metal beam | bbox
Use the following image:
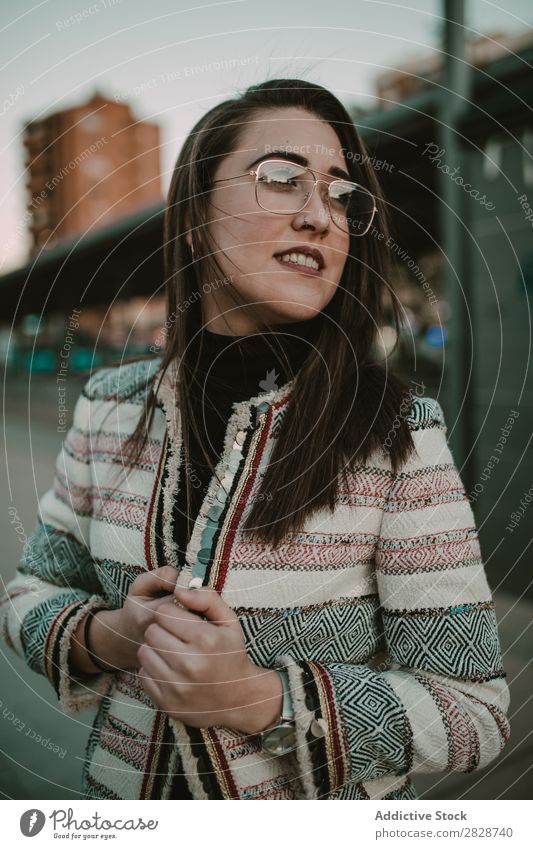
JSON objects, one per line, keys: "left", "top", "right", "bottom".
{"left": 439, "top": 0, "right": 473, "bottom": 466}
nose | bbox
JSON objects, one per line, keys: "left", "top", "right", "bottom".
{"left": 292, "top": 182, "right": 331, "bottom": 234}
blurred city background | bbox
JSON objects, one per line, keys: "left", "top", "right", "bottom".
{"left": 1, "top": 0, "right": 532, "bottom": 801}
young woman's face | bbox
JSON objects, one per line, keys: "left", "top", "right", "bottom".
{"left": 199, "top": 107, "right": 351, "bottom": 334}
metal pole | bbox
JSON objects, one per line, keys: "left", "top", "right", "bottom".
{"left": 439, "top": 0, "right": 472, "bottom": 468}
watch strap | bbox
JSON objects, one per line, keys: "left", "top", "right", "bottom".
{"left": 275, "top": 666, "right": 294, "bottom": 722}
{"left": 257, "top": 667, "right": 298, "bottom": 756}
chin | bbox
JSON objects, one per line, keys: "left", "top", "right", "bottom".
{"left": 268, "top": 303, "right": 325, "bottom": 324}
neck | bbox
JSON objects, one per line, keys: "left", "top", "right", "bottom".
{"left": 185, "top": 312, "right": 324, "bottom": 400}
{"left": 202, "top": 313, "right": 324, "bottom": 340}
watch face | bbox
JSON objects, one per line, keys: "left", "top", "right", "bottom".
{"left": 262, "top": 725, "right": 297, "bottom": 757}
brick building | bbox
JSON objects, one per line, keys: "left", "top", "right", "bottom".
{"left": 23, "top": 91, "right": 162, "bottom": 255}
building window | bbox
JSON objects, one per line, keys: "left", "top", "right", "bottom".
{"left": 81, "top": 156, "right": 111, "bottom": 179}
{"left": 81, "top": 113, "right": 104, "bottom": 132}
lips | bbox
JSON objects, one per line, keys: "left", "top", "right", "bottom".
{"left": 273, "top": 245, "right": 325, "bottom": 275}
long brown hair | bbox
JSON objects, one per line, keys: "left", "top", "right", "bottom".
{"left": 116, "top": 78, "right": 415, "bottom": 547}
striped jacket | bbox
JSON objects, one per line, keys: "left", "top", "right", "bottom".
{"left": 0, "top": 358, "right": 510, "bottom": 800}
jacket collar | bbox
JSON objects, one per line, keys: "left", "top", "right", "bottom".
{"left": 152, "top": 356, "right": 295, "bottom": 430}
{"left": 149, "top": 356, "right": 296, "bottom": 583}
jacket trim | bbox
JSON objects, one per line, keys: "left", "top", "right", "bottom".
{"left": 210, "top": 406, "right": 273, "bottom": 592}
{"left": 140, "top": 710, "right": 169, "bottom": 799}
{"left": 55, "top": 596, "right": 115, "bottom": 714}
{"left": 167, "top": 719, "right": 210, "bottom": 799}
{"left": 144, "top": 430, "right": 169, "bottom": 571}
{"left": 312, "top": 661, "right": 348, "bottom": 792}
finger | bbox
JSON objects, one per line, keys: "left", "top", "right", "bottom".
{"left": 143, "top": 622, "right": 194, "bottom": 663}
{"left": 155, "top": 598, "right": 206, "bottom": 630}
{"left": 133, "top": 566, "right": 179, "bottom": 597}
{"left": 173, "top": 586, "right": 239, "bottom": 629}
{"left": 153, "top": 602, "right": 215, "bottom": 643}
{"left": 137, "top": 643, "right": 175, "bottom": 686}
{"left": 138, "top": 664, "right": 164, "bottom": 704}
{"left": 157, "top": 615, "right": 218, "bottom": 647}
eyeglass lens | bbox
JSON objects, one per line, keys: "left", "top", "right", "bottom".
{"left": 256, "top": 161, "right": 375, "bottom": 236}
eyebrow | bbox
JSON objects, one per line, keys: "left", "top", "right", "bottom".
{"left": 247, "top": 149, "right": 351, "bottom": 181}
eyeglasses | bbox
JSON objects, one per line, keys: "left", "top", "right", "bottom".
{"left": 211, "top": 158, "right": 377, "bottom": 237}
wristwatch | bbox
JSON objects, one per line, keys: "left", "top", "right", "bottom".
{"left": 257, "top": 667, "right": 297, "bottom": 756}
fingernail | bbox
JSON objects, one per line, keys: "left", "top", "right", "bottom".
{"left": 188, "top": 577, "right": 203, "bottom": 589}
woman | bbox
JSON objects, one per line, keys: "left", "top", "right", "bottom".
{"left": 1, "top": 79, "right": 510, "bottom": 801}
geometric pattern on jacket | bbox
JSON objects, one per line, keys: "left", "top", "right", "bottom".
{"left": 0, "top": 357, "right": 510, "bottom": 800}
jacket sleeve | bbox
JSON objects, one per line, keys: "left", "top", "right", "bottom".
{"left": 275, "top": 396, "right": 511, "bottom": 799}
{"left": 0, "top": 374, "right": 116, "bottom": 714}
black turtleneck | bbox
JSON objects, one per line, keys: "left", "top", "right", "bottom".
{"left": 172, "top": 312, "right": 324, "bottom": 566}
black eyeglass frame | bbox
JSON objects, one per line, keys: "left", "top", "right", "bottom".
{"left": 211, "top": 158, "right": 378, "bottom": 237}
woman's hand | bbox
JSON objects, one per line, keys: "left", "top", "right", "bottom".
{"left": 69, "top": 565, "right": 179, "bottom": 676}
{"left": 137, "top": 586, "right": 283, "bottom": 734}
{"left": 112, "top": 565, "right": 181, "bottom": 669}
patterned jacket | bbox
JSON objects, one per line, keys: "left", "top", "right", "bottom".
{"left": 0, "top": 358, "right": 510, "bottom": 800}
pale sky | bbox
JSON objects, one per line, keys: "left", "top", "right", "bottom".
{"left": 1, "top": 0, "right": 532, "bottom": 273}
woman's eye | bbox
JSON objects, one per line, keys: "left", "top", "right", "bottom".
{"left": 259, "top": 164, "right": 302, "bottom": 187}
{"left": 330, "top": 191, "right": 352, "bottom": 209}
{"left": 261, "top": 176, "right": 297, "bottom": 189}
